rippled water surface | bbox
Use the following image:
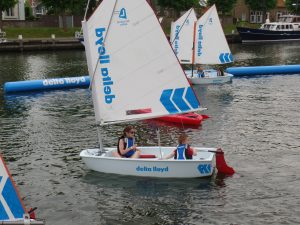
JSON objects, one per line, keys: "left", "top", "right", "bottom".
{"left": 0, "top": 43, "right": 300, "bottom": 225}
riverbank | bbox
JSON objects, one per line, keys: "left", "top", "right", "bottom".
{"left": 0, "top": 38, "right": 83, "bottom": 52}
{"left": 0, "top": 34, "right": 241, "bottom": 52}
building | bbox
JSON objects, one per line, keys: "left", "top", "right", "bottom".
{"left": 232, "top": 0, "right": 287, "bottom": 23}
{"left": 29, "top": 0, "right": 47, "bottom": 17}
{"left": 2, "top": 0, "right": 25, "bottom": 21}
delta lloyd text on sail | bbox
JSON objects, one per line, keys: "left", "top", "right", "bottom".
{"left": 95, "top": 27, "right": 115, "bottom": 104}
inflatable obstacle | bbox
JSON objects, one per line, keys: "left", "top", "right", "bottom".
{"left": 4, "top": 76, "right": 90, "bottom": 94}
{"left": 226, "top": 65, "right": 300, "bottom": 76}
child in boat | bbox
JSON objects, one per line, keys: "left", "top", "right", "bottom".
{"left": 197, "top": 66, "right": 205, "bottom": 78}
{"left": 164, "top": 134, "right": 197, "bottom": 160}
{"left": 116, "top": 125, "right": 141, "bottom": 158}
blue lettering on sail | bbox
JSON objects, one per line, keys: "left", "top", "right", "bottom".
{"left": 119, "top": 8, "right": 127, "bottom": 19}
{"left": 95, "top": 28, "right": 115, "bottom": 104}
{"left": 174, "top": 25, "right": 180, "bottom": 55}
{"left": 197, "top": 25, "right": 203, "bottom": 57}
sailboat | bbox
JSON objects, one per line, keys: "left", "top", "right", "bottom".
{"left": 0, "top": 154, "right": 44, "bottom": 225}
{"left": 171, "top": 5, "right": 234, "bottom": 85}
{"left": 80, "top": 0, "right": 234, "bottom": 178}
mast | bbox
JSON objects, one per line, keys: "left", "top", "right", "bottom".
{"left": 191, "top": 21, "right": 197, "bottom": 77}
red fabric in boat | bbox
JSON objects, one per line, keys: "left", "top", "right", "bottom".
{"left": 139, "top": 154, "right": 156, "bottom": 158}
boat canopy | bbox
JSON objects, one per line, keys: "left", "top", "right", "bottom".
{"left": 82, "top": 0, "right": 201, "bottom": 125}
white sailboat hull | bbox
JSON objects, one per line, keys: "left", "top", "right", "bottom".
{"left": 185, "top": 70, "right": 233, "bottom": 85}
{"left": 80, "top": 147, "right": 216, "bottom": 178}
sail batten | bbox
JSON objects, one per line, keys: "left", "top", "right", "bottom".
{"left": 83, "top": 0, "right": 201, "bottom": 125}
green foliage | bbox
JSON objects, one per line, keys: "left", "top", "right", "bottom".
{"left": 245, "top": 0, "right": 277, "bottom": 12}
{"left": 207, "top": 0, "right": 237, "bottom": 15}
{"left": 0, "top": 0, "right": 18, "bottom": 29}
{"left": 25, "top": 0, "right": 34, "bottom": 19}
{"left": 286, "top": 0, "right": 300, "bottom": 14}
{"left": 0, "top": 0, "right": 17, "bottom": 11}
{"left": 41, "top": 0, "right": 86, "bottom": 15}
{"left": 157, "top": 0, "right": 200, "bottom": 12}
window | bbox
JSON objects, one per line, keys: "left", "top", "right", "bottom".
{"left": 256, "top": 11, "right": 263, "bottom": 23}
{"left": 250, "top": 11, "right": 263, "bottom": 23}
{"left": 5, "top": 8, "right": 14, "bottom": 17}
{"left": 250, "top": 11, "right": 256, "bottom": 23}
{"left": 276, "top": 12, "right": 282, "bottom": 22}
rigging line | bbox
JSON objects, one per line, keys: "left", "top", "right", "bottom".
{"left": 89, "top": 0, "right": 118, "bottom": 90}
{"left": 83, "top": 0, "right": 91, "bottom": 21}
{"left": 171, "top": 8, "right": 194, "bottom": 45}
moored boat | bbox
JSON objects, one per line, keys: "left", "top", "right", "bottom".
{"left": 237, "top": 15, "right": 300, "bottom": 42}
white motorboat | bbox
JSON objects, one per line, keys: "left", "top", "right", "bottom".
{"left": 170, "top": 5, "right": 234, "bottom": 85}
{"left": 79, "top": 0, "right": 234, "bottom": 178}
{"left": 185, "top": 69, "right": 233, "bottom": 85}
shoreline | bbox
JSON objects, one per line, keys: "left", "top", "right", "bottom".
{"left": 0, "top": 34, "right": 241, "bottom": 52}
{"left": 0, "top": 38, "right": 84, "bottom": 52}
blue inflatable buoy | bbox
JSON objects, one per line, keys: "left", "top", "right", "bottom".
{"left": 4, "top": 76, "right": 90, "bottom": 94}
{"left": 226, "top": 65, "right": 300, "bottom": 76}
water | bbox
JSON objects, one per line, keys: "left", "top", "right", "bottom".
{"left": 0, "top": 42, "right": 300, "bottom": 225}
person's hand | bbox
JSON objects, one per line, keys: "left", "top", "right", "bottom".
{"left": 132, "top": 144, "right": 137, "bottom": 150}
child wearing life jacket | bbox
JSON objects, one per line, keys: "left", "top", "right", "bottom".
{"left": 117, "top": 125, "right": 141, "bottom": 158}
{"left": 164, "top": 134, "right": 197, "bottom": 160}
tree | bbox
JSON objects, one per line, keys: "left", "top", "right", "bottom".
{"left": 245, "top": 0, "right": 277, "bottom": 13}
{"left": 0, "top": 0, "right": 18, "bottom": 29}
{"left": 286, "top": 0, "right": 300, "bottom": 14}
{"left": 207, "top": 0, "right": 237, "bottom": 15}
{"left": 41, "top": 0, "right": 86, "bottom": 31}
{"left": 157, "top": 0, "right": 200, "bottom": 12}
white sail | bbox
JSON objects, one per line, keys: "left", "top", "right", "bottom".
{"left": 194, "top": 5, "right": 233, "bottom": 65}
{"left": 0, "top": 155, "right": 26, "bottom": 221}
{"left": 170, "top": 8, "right": 197, "bottom": 64}
{"left": 83, "top": 0, "right": 201, "bottom": 125}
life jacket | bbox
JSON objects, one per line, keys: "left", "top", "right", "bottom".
{"left": 174, "top": 144, "right": 193, "bottom": 160}
{"left": 117, "top": 136, "right": 135, "bottom": 157}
